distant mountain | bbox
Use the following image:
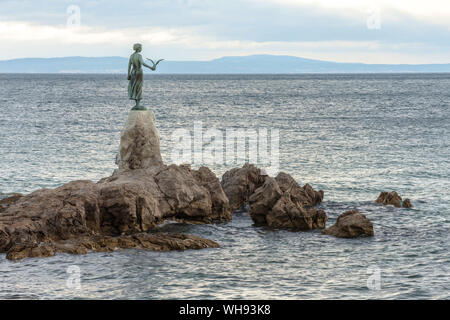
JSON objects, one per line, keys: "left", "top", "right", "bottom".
{"left": 0, "top": 55, "right": 449, "bottom": 73}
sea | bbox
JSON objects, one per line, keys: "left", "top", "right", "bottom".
{"left": 0, "top": 73, "right": 448, "bottom": 299}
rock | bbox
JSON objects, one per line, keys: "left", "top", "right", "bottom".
{"left": 248, "top": 177, "right": 282, "bottom": 225}
{"left": 116, "top": 110, "right": 163, "bottom": 171}
{"left": 402, "top": 198, "right": 413, "bottom": 208}
{"left": 5, "top": 233, "right": 219, "bottom": 261}
{"left": 0, "top": 180, "right": 100, "bottom": 253}
{"left": 97, "top": 171, "right": 162, "bottom": 235}
{"left": 221, "top": 164, "right": 267, "bottom": 212}
{"left": 376, "top": 191, "right": 412, "bottom": 208}
{"left": 265, "top": 195, "right": 327, "bottom": 230}
{"left": 0, "top": 108, "right": 233, "bottom": 260}
{"left": 0, "top": 193, "right": 23, "bottom": 212}
{"left": 375, "top": 191, "right": 402, "bottom": 207}
{"left": 192, "top": 166, "right": 232, "bottom": 222}
{"left": 275, "top": 172, "right": 324, "bottom": 207}
{"left": 152, "top": 164, "right": 213, "bottom": 222}
{"left": 322, "top": 210, "right": 374, "bottom": 238}
{"left": 313, "top": 208, "right": 328, "bottom": 229}
{"left": 0, "top": 110, "right": 232, "bottom": 261}
{"left": 0, "top": 165, "right": 230, "bottom": 259}
{"left": 6, "top": 242, "right": 55, "bottom": 261}
{"left": 247, "top": 171, "right": 326, "bottom": 230}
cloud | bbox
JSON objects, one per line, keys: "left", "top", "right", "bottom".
{"left": 264, "top": 0, "right": 450, "bottom": 25}
{"left": 0, "top": 21, "right": 180, "bottom": 45}
{"left": 0, "top": 0, "right": 449, "bottom": 63}
{"left": 1, "top": 20, "right": 448, "bottom": 64}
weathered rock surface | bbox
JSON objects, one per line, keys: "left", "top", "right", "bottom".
{"left": 221, "top": 165, "right": 324, "bottom": 213}
{"left": 223, "top": 165, "right": 327, "bottom": 231}
{"left": 192, "top": 166, "right": 232, "bottom": 222}
{"left": 275, "top": 172, "right": 324, "bottom": 207}
{"left": 322, "top": 210, "right": 374, "bottom": 238}
{"left": 3, "top": 105, "right": 386, "bottom": 259}
{"left": 266, "top": 194, "right": 328, "bottom": 231}
{"left": 402, "top": 198, "right": 413, "bottom": 208}
{"left": 376, "top": 191, "right": 413, "bottom": 208}
{"left": 0, "top": 193, "right": 23, "bottom": 212}
{"left": 249, "top": 174, "right": 326, "bottom": 231}
{"left": 248, "top": 177, "right": 282, "bottom": 225}
{"left": 264, "top": 195, "right": 327, "bottom": 230}
{"left": 116, "top": 110, "right": 163, "bottom": 171}
{"left": 0, "top": 110, "right": 232, "bottom": 260}
{"left": 6, "top": 233, "right": 219, "bottom": 261}
{"left": 221, "top": 164, "right": 266, "bottom": 211}
{"left": 0, "top": 164, "right": 231, "bottom": 260}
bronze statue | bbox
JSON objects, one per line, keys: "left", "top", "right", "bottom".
{"left": 127, "top": 43, "right": 163, "bottom": 110}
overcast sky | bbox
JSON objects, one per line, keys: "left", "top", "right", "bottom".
{"left": 1, "top": 0, "right": 449, "bottom": 63}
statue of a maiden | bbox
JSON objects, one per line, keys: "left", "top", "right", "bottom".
{"left": 127, "top": 43, "right": 163, "bottom": 110}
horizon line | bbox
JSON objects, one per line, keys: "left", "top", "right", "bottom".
{"left": 1, "top": 54, "right": 449, "bottom": 66}
{"left": 1, "top": 72, "right": 450, "bottom": 75}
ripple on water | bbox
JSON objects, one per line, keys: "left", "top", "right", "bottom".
{"left": 0, "top": 74, "right": 449, "bottom": 299}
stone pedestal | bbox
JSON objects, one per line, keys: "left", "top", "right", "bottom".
{"left": 116, "top": 110, "right": 163, "bottom": 171}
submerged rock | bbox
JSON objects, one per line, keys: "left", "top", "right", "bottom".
{"left": 402, "top": 198, "right": 413, "bottom": 208}
{"left": 5, "top": 233, "right": 219, "bottom": 261}
{"left": 322, "top": 210, "right": 374, "bottom": 238}
{"left": 376, "top": 191, "right": 413, "bottom": 208}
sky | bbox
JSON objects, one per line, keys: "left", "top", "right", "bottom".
{"left": 0, "top": 0, "right": 449, "bottom": 63}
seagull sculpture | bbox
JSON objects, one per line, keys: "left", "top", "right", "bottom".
{"left": 146, "top": 58, "right": 164, "bottom": 70}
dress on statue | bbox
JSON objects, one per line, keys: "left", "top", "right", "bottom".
{"left": 128, "top": 67, "right": 143, "bottom": 101}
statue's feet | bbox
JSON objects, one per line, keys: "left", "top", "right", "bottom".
{"left": 131, "top": 105, "right": 148, "bottom": 111}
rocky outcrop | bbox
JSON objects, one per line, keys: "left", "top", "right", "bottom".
{"left": 221, "top": 165, "right": 324, "bottom": 214}
{"left": 0, "top": 110, "right": 231, "bottom": 261}
{"left": 0, "top": 164, "right": 231, "bottom": 260}
{"left": 224, "top": 166, "right": 327, "bottom": 231}
{"left": 0, "top": 193, "right": 23, "bottom": 212}
{"left": 375, "top": 191, "right": 401, "bottom": 207}
{"left": 263, "top": 195, "right": 327, "bottom": 230}
{"left": 402, "top": 198, "right": 413, "bottom": 208}
{"left": 6, "top": 233, "right": 219, "bottom": 261}
{"left": 1, "top": 106, "right": 391, "bottom": 259}
{"left": 192, "top": 166, "right": 232, "bottom": 222}
{"left": 376, "top": 191, "right": 413, "bottom": 208}
{"left": 275, "top": 172, "right": 324, "bottom": 207}
{"left": 247, "top": 177, "right": 282, "bottom": 225}
{"left": 116, "top": 110, "right": 163, "bottom": 171}
{"left": 249, "top": 174, "right": 326, "bottom": 231}
{"left": 322, "top": 210, "right": 374, "bottom": 238}
{"left": 221, "top": 164, "right": 266, "bottom": 211}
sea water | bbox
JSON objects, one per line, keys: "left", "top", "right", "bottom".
{"left": 0, "top": 74, "right": 448, "bottom": 299}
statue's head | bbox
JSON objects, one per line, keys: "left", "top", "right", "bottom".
{"left": 133, "top": 43, "right": 142, "bottom": 52}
